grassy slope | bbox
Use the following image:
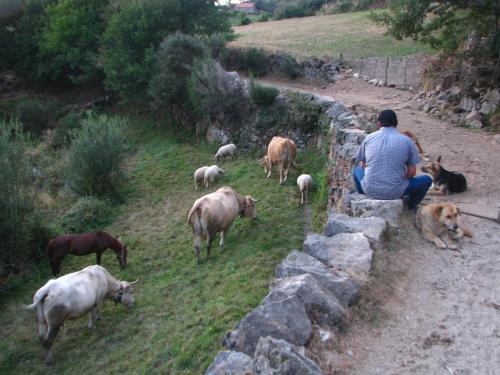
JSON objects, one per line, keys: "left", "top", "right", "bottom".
{"left": 231, "top": 11, "right": 434, "bottom": 59}
{"left": 0, "top": 117, "right": 327, "bottom": 374}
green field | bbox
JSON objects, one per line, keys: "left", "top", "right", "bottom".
{"left": 231, "top": 11, "right": 434, "bottom": 59}
{"left": 0, "top": 117, "right": 327, "bottom": 374}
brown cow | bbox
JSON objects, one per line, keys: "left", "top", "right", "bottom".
{"left": 258, "top": 136, "right": 298, "bottom": 184}
{"left": 187, "top": 186, "right": 257, "bottom": 263}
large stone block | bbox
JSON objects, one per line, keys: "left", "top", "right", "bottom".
{"left": 351, "top": 198, "right": 403, "bottom": 228}
{"left": 303, "top": 233, "right": 373, "bottom": 281}
{"left": 325, "top": 101, "right": 348, "bottom": 120}
{"left": 224, "top": 296, "right": 312, "bottom": 356}
{"left": 253, "top": 337, "right": 323, "bottom": 375}
{"left": 267, "top": 274, "right": 346, "bottom": 327}
{"left": 205, "top": 351, "right": 254, "bottom": 375}
{"left": 275, "top": 251, "right": 359, "bottom": 306}
{"left": 325, "top": 213, "right": 387, "bottom": 250}
{"left": 335, "top": 128, "right": 366, "bottom": 145}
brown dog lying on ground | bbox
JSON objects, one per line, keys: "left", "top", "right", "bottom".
{"left": 416, "top": 202, "right": 473, "bottom": 250}
{"left": 421, "top": 156, "right": 467, "bottom": 195}
{"left": 400, "top": 130, "right": 429, "bottom": 161}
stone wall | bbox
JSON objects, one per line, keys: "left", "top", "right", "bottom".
{"left": 203, "top": 99, "right": 405, "bottom": 374}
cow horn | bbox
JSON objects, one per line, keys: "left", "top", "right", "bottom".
{"left": 129, "top": 279, "right": 139, "bottom": 285}
{"left": 250, "top": 198, "right": 260, "bottom": 203}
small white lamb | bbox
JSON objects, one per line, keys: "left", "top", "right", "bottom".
{"left": 204, "top": 165, "right": 225, "bottom": 189}
{"left": 214, "top": 143, "right": 237, "bottom": 162}
{"left": 297, "top": 174, "right": 313, "bottom": 205}
{"left": 194, "top": 166, "right": 209, "bottom": 190}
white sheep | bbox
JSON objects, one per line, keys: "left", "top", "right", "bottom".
{"left": 297, "top": 174, "right": 313, "bottom": 205}
{"left": 215, "top": 143, "right": 237, "bottom": 162}
{"left": 194, "top": 166, "right": 209, "bottom": 190}
{"left": 204, "top": 165, "right": 225, "bottom": 189}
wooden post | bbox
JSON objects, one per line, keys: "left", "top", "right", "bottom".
{"left": 403, "top": 57, "right": 408, "bottom": 89}
{"left": 360, "top": 58, "right": 364, "bottom": 76}
{"left": 384, "top": 57, "right": 389, "bottom": 86}
{"left": 374, "top": 58, "right": 378, "bottom": 80}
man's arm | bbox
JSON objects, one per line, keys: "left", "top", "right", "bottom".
{"left": 359, "top": 161, "right": 366, "bottom": 168}
{"left": 406, "top": 165, "right": 416, "bottom": 179}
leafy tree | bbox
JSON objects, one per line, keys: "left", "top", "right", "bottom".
{"left": 373, "top": 0, "right": 500, "bottom": 58}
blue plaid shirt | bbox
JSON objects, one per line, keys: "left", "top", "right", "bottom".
{"left": 355, "top": 127, "right": 420, "bottom": 199}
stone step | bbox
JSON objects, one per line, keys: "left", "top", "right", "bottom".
{"left": 325, "top": 213, "right": 387, "bottom": 250}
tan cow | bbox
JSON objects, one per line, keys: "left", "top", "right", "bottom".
{"left": 187, "top": 186, "right": 257, "bottom": 263}
{"left": 258, "top": 136, "right": 298, "bottom": 184}
{"left": 26, "top": 265, "right": 138, "bottom": 365}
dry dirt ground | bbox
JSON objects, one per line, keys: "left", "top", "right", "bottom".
{"left": 262, "top": 77, "right": 500, "bottom": 375}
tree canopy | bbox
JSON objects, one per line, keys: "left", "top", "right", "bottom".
{"left": 374, "top": 0, "right": 500, "bottom": 58}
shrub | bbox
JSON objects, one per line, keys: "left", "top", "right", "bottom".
{"left": 66, "top": 113, "right": 127, "bottom": 198}
{"left": 335, "top": 0, "right": 353, "bottom": 14}
{"left": 259, "top": 13, "right": 270, "bottom": 22}
{"left": 285, "top": 91, "right": 327, "bottom": 133}
{"left": 51, "top": 111, "right": 83, "bottom": 149}
{"left": 250, "top": 78, "right": 280, "bottom": 106}
{"left": 148, "top": 32, "right": 208, "bottom": 115}
{"left": 255, "top": 101, "right": 288, "bottom": 129}
{"left": 242, "top": 47, "right": 268, "bottom": 76}
{"left": 273, "top": 53, "right": 303, "bottom": 79}
{"left": 204, "top": 33, "right": 235, "bottom": 61}
{"left": 0, "top": 119, "right": 45, "bottom": 275}
{"left": 188, "top": 59, "right": 251, "bottom": 126}
{"left": 239, "top": 14, "right": 252, "bottom": 25}
{"left": 60, "top": 196, "right": 114, "bottom": 233}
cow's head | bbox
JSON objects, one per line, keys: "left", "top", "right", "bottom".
{"left": 258, "top": 156, "right": 271, "bottom": 173}
{"left": 116, "top": 279, "right": 139, "bottom": 309}
{"left": 241, "top": 196, "right": 258, "bottom": 219}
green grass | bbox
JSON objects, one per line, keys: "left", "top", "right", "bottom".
{"left": 228, "top": 13, "right": 263, "bottom": 26}
{"left": 231, "top": 11, "right": 434, "bottom": 59}
{"left": 0, "top": 117, "right": 328, "bottom": 374}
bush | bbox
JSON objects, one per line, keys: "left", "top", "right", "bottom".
{"left": 66, "top": 113, "right": 127, "bottom": 198}
{"left": 60, "top": 196, "right": 114, "bottom": 233}
{"left": 285, "top": 91, "right": 328, "bottom": 133}
{"left": 0, "top": 119, "right": 45, "bottom": 275}
{"left": 239, "top": 14, "right": 252, "bottom": 25}
{"left": 188, "top": 59, "right": 251, "bottom": 126}
{"left": 259, "top": 13, "right": 270, "bottom": 22}
{"left": 242, "top": 47, "right": 268, "bottom": 76}
{"left": 51, "top": 111, "right": 83, "bottom": 149}
{"left": 148, "top": 32, "right": 208, "bottom": 115}
{"left": 204, "top": 33, "right": 235, "bottom": 61}
{"left": 250, "top": 78, "right": 280, "bottom": 106}
{"left": 255, "top": 101, "right": 288, "bottom": 129}
{"left": 273, "top": 53, "right": 303, "bottom": 79}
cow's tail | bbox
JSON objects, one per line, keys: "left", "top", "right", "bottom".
{"left": 25, "top": 286, "right": 49, "bottom": 316}
{"left": 187, "top": 201, "right": 204, "bottom": 225}
{"left": 285, "top": 141, "right": 298, "bottom": 169}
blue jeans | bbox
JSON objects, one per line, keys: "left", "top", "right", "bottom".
{"left": 352, "top": 166, "right": 432, "bottom": 209}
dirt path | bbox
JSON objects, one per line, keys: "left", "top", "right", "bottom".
{"left": 261, "top": 76, "right": 500, "bottom": 374}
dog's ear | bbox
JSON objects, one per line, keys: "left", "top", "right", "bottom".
{"left": 436, "top": 156, "right": 441, "bottom": 163}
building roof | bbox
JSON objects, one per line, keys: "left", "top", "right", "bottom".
{"left": 235, "top": 2, "right": 256, "bottom": 8}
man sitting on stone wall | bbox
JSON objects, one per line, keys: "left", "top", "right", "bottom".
{"left": 352, "top": 109, "right": 432, "bottom": 210}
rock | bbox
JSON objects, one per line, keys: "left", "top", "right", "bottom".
{"left": 449, "top": 86, "right": 461, "bottom": 97}
{"left": 206, "top": 125, "right": 230, "bottom": 144}
{"left": 275, "top": 251, "right": 360, "bottom": 307}
{"left": 336, "top": 143, "right": 359, "bottom": 161}
{"left": 325, "top": 213, "right": 387, "bottom": 250}
{"left": 325, "top": 101, "right": 348, "bottom": 121}
{"left": 335, "top": 128, "right": 366, "bottom": 145}
{"left": 204, "top": 351, "right": 254, "bottom": 375}
{"left": 422, "top": 103, "right": 432, "bottom": 113}
{"left": 253, "top": 337, "right": 323, "bottom": 375}
{"left": 466, "top": 110, "right": 481, "bottom": 121}
{"left": 341, "top": 192, "right": 366, "bottom": 212}
{"left": 353, "top": 73, "right": 360, "bottom": 79}
{"left": 460, "top": 96, "right": 480, "bottom": 112}
{"left": 224, "top": 296, "right": 312, "bottom": 356}
{"left": 467, "top": 119, "right": 484, "bottom": 129}
{"left": 303, "top": 233, "right": 373, "bottom": 281}
{"left": 368, "top": 79, "right": 378, "bottom": 85}
{"left": 351, "top": 198, "right": 403, "bottom": 229}
{"left": 480, "top": 101, "right": 497, "bottom": 115}
{"left": 484, "top": 89, "right": 500, "bottom": 105}
{"left": 268, "top": 274, "right": 346, "bottom": 327}
{"left": 312, "top": 94, "right": 335, "bottom": 107}
{"left": 441, "top": 74, "right": 457, "bottom": 90}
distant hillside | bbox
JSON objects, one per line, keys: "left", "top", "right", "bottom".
{"left": 231, "top": 11, "right": 433, "bottom": 60}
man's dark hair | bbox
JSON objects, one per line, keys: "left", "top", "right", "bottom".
{"left": 378, "top": 109, "right": 398, "bottom": 127}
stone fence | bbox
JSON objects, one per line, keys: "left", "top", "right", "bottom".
{"left": 203, "top": 96, "right": 404, "bottom": 374}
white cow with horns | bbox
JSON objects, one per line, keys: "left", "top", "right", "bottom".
{"left": 26, "top": 265, "right": 138, "bottom": 365}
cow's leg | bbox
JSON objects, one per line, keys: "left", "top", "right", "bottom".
{"left": 278, "top": 164, "right": 284, "bottom": 184}
{"left": 305, "top": 186, "right": 309, "bottom": 204}
{"left": 301, "top": 189, "right": 304, "bottom": 205}
{"left": 266, "top": 165, "right": 272, "bottom": 178}
{"left": 206, "top": 235, "right": 213, "bottom": 260}
{"left": 96, "top": 252, "right": 103, "bottom": 265}
{"left": 283, "top": 162, "right": 290, "bottom": 183}
{"left": 88, "top": 306, "right": 99, "bottom": 329}
{"left": 43, "top": 325, "right": 61, "bottom": 365}
{"left": 220, "top": 231, "right": 225, "bottom": 248}
{"left": 194, "top": 235, "right": 201, "bottom": 264}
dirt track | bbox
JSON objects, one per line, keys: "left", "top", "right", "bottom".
{"left": 262, "top": 76, "right": 500, "bottom": 375}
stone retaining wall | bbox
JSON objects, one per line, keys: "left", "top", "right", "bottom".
{"left": 203, "top": 97, "right": 404, "bottom": 374}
